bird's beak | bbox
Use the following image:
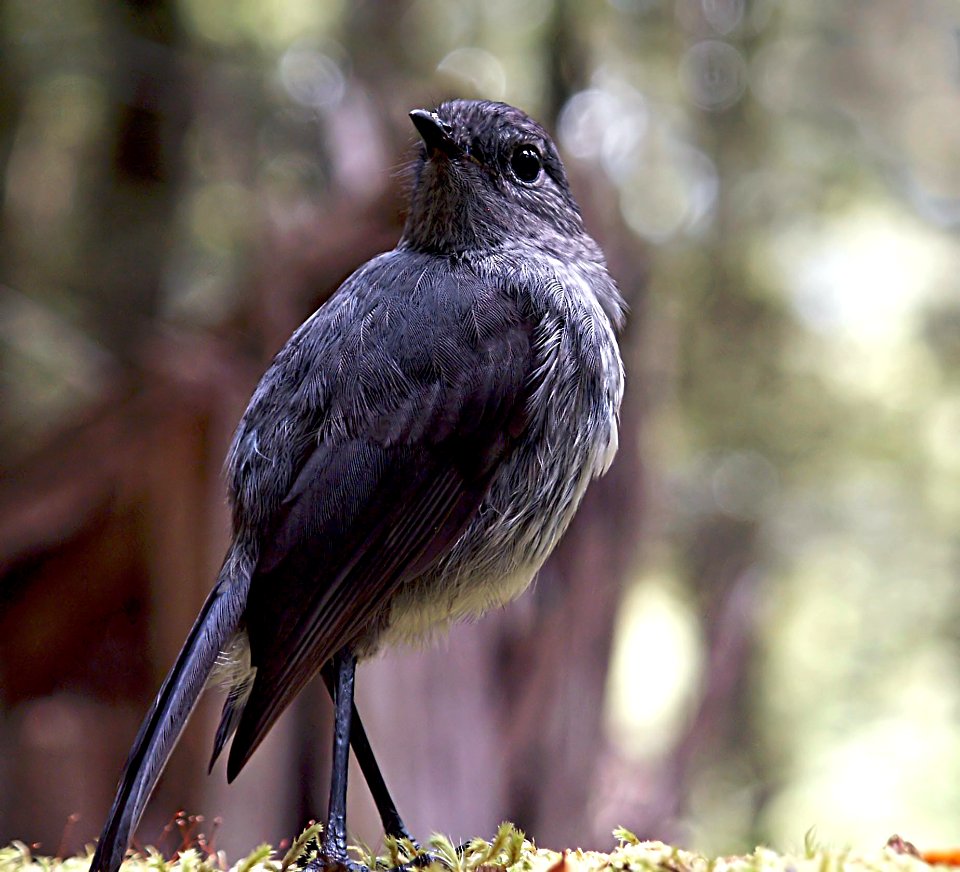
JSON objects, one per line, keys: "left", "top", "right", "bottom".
{"left": 409, "top": 109, "right": 463, "bottom": 158}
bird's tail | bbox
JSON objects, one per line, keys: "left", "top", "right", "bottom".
{"left": 89, "top": 551, "right": 250, "bottom": 872}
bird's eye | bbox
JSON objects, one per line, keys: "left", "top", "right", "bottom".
{"left": 509, "top": 145, "right": 543, "bottom": 183}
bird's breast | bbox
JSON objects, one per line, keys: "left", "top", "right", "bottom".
{"left": 378, "top": 265, "right": 623, "bottom": 651}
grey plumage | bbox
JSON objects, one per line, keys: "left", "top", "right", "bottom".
{"left": 90, "top": 99, "right": 624, "bottom": 872}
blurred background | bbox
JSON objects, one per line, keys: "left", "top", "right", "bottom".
{"left": 3, "top": 0, "right": 960, "bottom": 861}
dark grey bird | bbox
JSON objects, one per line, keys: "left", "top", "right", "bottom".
{"left": 90, "top": 98, "right": 625, "bottom": 872}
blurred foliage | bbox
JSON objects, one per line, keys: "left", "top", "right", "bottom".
{"left": 3, "top": 0, "right": 960, "bottom": 859}
{"left": 594, "top": 0, "right": 960, "bottom": 855}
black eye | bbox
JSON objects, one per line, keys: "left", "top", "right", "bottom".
{"left": 510, "top": 145, "right": 542, "bottom": 183}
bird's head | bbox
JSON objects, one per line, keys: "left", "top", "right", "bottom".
{"left": 401, "top": 99, "right": 588, "bottom": 257}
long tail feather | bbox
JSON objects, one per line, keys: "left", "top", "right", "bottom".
{"left": 89, "top": 555, "right": 248, "bottom": 872}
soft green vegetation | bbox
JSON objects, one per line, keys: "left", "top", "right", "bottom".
{"left": 0, "top": 825, "right": 948, "bottom": 872}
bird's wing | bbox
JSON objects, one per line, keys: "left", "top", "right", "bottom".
{"left": 223, "top": 265, "right": 537, "bottom": 780}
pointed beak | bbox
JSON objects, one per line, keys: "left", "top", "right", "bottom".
{"left": 409, "top": 109, "right": 463, "bottom": 158}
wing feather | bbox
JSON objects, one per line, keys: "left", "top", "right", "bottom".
{"left": 222, "top": 265, "right": 536, "bottom": 780}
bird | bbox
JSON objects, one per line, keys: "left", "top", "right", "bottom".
{"left": 89, "top": 98, "right": 625, "bottom": 872}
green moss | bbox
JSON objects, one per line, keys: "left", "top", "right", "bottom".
{"left": 0, "top": 826, "right": 945, "bottom": 872}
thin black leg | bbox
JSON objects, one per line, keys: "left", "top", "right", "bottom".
{"left": 320, "top": 663, "right": 413, "bottom": 842}
{"left": 321, "top": 647, "right": 357, "bottom": 866}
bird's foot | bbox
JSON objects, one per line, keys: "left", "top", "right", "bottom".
{"left": 302, "top": 859, "right": 366, "bottom": 872}
{"left": 295, "top": 836, "right": 450, "bottom": 872}
{"left": 292, "top": 828, "right": 462, "bottom": 872}
{"left": 296, "top": 832, "right": 366, "bottom": 872}
{"left": 371, "top": 834, "right": 457, "bottom": 871}
{"left": 376, "top": 851, "right": 454, "bottom": 871}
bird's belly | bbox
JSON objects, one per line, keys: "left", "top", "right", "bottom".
{"left": 372, "top": 429, "right": 605, "bottom": 652}
{"left": 377, "top": 559, "right": 539, "bottom": 650}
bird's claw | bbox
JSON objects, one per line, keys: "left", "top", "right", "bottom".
{"left": 294, "top": 829, "right": 462, "bottom": 872}
{"left": 295, "top": 841, "right": 451, "bottom": 872}
{"left": 378, "top": 851, "right": 451, "bottom": 871}
{"left": 370, "top": 835, "right": 461, "bottom": 872}
{"left": 295, "top": 833, "right": 365, "bottom": 872}
{"left": 302, "top": 860, "right": 366, "bottom": 872}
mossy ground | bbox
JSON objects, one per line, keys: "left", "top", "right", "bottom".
{"left": 1, "top": 824, "right": 953, "bottom": 872}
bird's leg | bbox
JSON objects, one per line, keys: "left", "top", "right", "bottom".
{"left": 320, "top": 663, "right": 415, "bottom": 844}
{"left": 315, "top": 647, "right": 359, "bottom": 871}
{"left": 318, "top": 665, "right": 449, "bottom": 871}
